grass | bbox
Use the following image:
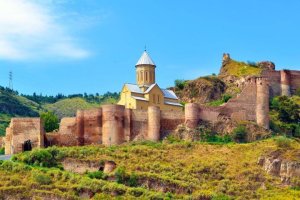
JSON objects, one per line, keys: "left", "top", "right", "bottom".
{"left": 8, "top": 137, "right": 300, "bottom": 199}
{"left": 222, "top": 59, "right": 263, "bottom": 77}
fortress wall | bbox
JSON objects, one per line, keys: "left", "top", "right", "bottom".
{"left": 221, "top": 80, "right": 257, "bottom": 121}
{"left": 262, "top": 70, "right": 281, "bottom": 97}
{"left": 131, "top": 109, "right": 148, "bottom": 140}
{"left": 102, "top": 105, "right": 125, "bottom": 146}
{"left": 198, "top": 106, "right": 221, "bottom": 122}
{"left": 161, "top": 110, "right": 184, "bottom": 134}
{"left": 290, "top": 70, "right": 300, "bottom": 93}
{"left": 53, "top": 117, "right": 78, "bottom": 146}
{"left": 148, "top": 106, "right": 161, "bottom": 141}
{"left": 82, "top": 109, "right": 102, "bottom": 145}
{"left": 5, "top": 118, "right": 44, "bottom": 154}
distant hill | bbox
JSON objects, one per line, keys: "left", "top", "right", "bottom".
{"left": 44, "top": 97, "right": 117, "bottom": 119}
{"left": 0, "top": 87, "right": 119, "bottom": 136}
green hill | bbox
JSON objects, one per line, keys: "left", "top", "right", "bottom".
{"left": 44, "top": 98, "right": 100, "bottom": 119}
{"left": 3, "top": 137, "right": 299, "bottom": 199}
{"left": 0, "top": 88, "right": 119, "bottom": 136}
{"left": 0, "top": 88, "right": 41, "bottom": 135}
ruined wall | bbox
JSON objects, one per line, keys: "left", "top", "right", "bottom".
{"left": 5, "top": 118, "right": 44, "bottom": 155}
{"left": 221, "top": 78, "right": 257, "bottom": 121}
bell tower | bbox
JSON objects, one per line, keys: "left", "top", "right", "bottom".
{"left": 135, "top": 50, "right": 156, "bottom": 88}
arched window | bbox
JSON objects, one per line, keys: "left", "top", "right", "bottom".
{"left": 140, "top": 71, "right": 143, "bottom": 81}
{"left": 150, "top": 71, "right": 153, "bottom": 82}
{"left": 157, "top": 95, "right": 160, "bottom": 104}
{"left": 137, "top": 72, "right": 139, "bottom": 81}
{"left": 153, "top": 94, "right": 156, "bottom": 103}
{"left": 146, "top": 71, "right": 148, "bottom": 81}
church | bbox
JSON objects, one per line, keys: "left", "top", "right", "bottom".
{"left": 118, "top": 51, "right": 182, "bottom": 111}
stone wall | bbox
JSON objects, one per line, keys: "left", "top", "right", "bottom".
{"left": 5, "top": 118, "right": 44, "bottom": 155}
{"left": 4, "top": 69, "right": 299, "bottom": 152}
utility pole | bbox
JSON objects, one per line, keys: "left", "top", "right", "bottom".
{"left": 9, "top": 71, "right": 13, "bottom": 90}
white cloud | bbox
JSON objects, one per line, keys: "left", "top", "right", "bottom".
{"left": 0, "top": 0, "right": 90, "bottom": 61}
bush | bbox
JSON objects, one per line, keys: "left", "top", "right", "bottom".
{"left": 128, "top": 173, "right": 138, "bottom": 187}
{"left": 275, "top": 136, "right": 292, "bottom": 148}
{"left": 33, "top": 173, "right": 52, "bottom": 185}
{"left": 271, "top": 96, "right": 299, "bottom": 123}
{"left": 232, "top": 125, "right": 247, "bottom": 143}
{"left": 14, "top": 147, "right": 63, "bottom": 168}
{"left": 222, "top": 94, "right": 232, "bottom": 103}
{"left": 296, "top": 88, "right": 300, "bottom": 96}
{"left": 175, "top": 79, "right": 187, "bottom": 90}
{"left": 0, "top": 147, "right": 4, "bottom": 155}
{"left": 115, "top": 166, "right": 126, "bottom": 184}
{"left": 87, "top": 171, "right": 106, "bottom": 180}
{"left": 40, "top": 111, "right": 59, "bottom": 132}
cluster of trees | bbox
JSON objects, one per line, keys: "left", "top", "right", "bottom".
{"left": 22, "top": 91, "right": 120, "bottom": 104}
{"left": 270, "top": 96, "right": 300, "bottom": 137}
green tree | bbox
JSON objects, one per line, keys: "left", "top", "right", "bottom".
{"left": 40, "top": 112, "right": 59, "bottom": 132}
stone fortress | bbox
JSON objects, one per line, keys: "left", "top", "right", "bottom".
{"left": 4, "top": 53, "right": 300, "bottom": 155}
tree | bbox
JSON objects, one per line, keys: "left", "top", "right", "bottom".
{"left": 40, "top": 112, "right": 59, "bottom": 132}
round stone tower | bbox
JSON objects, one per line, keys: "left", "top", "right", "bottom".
{"left": 102, "top": 105, "right": 125, "bottom": 146}
{"left": 76, "top": 110, "right": 84, "bottom": 146}
{"left": 280, "top": 70, "right": 291, "bottom": 96}
{"left": 147, "top": 106, "right": 161, "bottom": 141}
{"left": 136, "top": 50, "right": 156, "bottom": 88}
{"left": 256, "top": 78, "right": 270, "bottom": 129}
{"left": 185, "top": 103, "right": 200, "bottom": 129}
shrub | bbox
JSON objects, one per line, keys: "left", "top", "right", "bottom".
{"left": 0, "top": 147, "right": 4, "bottom": 155}
{"left": 14, "top": 147, "right": 63, "bottom": 168}
{"left": 87, "top": 171, "right": 106, "bottom": 180}
{"left": 115, "top": 166, "right": 126, "bottom": 184}
{"left": 40, "top": 111, "right": 59, "bottom": 132}
{"left": 232, "top": 125, "right": 247, "bottom": 143}
{"left": 33, "top": 173, "right": 52, "bottom": 185}
{"left": 222, "top": 94, "right": 232, "bottom": 103}
{"left": 296, "top": 88, "right": 300, "bottom": 96}
{"left": 128, "top": 172, "right": 138, "bottom": 187}
{"left": 174, "top": 79, "right": 187, "bottom": 90}
{"left": 275, "top": 136, "right": 292, "bottom": 148}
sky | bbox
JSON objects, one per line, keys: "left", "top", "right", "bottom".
{"left": 0, "top": 0, "right": 300, "bottom": 95}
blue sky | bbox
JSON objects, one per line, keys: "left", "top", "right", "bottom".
{"left": 0, "top": 0, "right": 299, "bottom": 95}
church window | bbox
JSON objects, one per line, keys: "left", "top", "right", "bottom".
{"left": 140, "top": 71, "right": 143, "bottom": 81}
{"left": 157, "top": 95, "right": 160, "bottom": 104}
{"left": 153, "top": 94, "right": 156, "bottom": 103}
{"left": 150, "top": 71, "right": 152, "bottom": 82}
{"left": 146, "top": 71, "right": 148, "bottom": 81}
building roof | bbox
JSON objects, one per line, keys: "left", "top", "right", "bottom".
{"left": 125, "top": 83, "right": 143, "bottom": 93}
{"left": 132, "top": 96, "right": 148, "bottom": 101}
{"left": 162, "top": 89, "right": 178, "bottom": 100}
{"left": 165, "top": 101, "right": 183, "bottom": 106}
{"left": 136, "top": 51, "right": 156, "bottom": 66}
{"left": 125, "top": 83, "right": 179, "bottom": 100}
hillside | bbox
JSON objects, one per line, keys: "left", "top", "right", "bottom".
{"left": 1, "top": 137, "right": 298, "bottom": 199}
{"left": 173, "top": 55, "right": 272, "bottom": 105}
{"left": 0, "top": 88, "right": 119, "bottom": 136}
{"left": 0, "top": 87, "right": 41, "bottom": 135}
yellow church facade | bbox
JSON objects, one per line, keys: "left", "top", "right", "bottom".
{"left": 118, "top": 51, "right": 182, "bottom": 111}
